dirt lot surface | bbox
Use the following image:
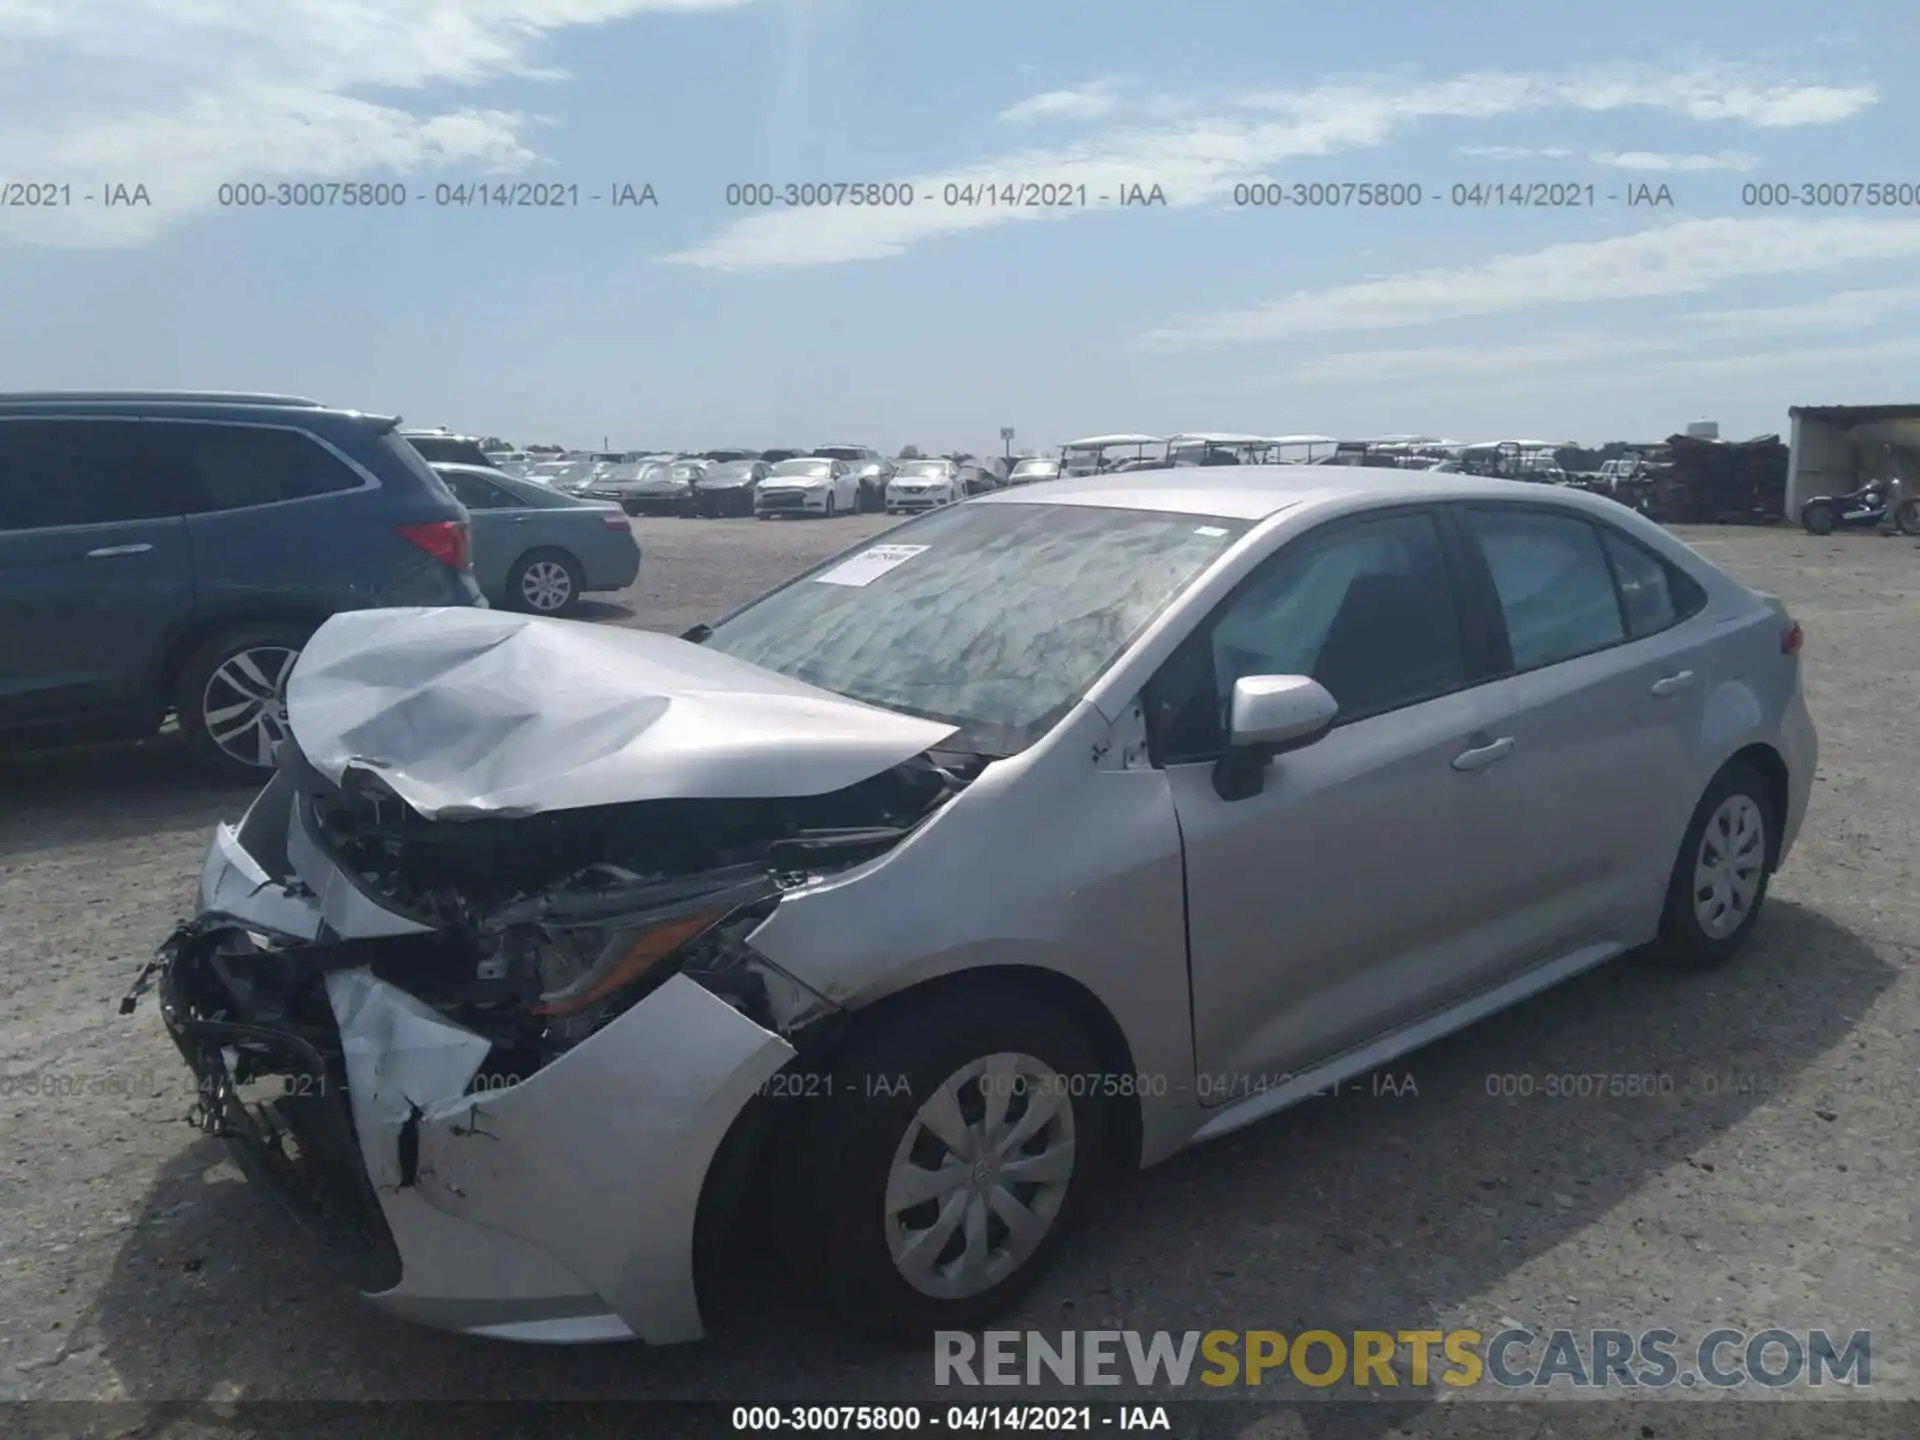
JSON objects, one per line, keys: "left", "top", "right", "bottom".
{"left": 1, "top": 518, "right": 1914, "bottom": 1432}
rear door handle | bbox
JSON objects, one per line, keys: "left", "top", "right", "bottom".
{"left": 509, "top": 516, "right": 529, "bottom": 524}
{"left": 1650, "top": 670, "right": 1695, "bottom": 697}
{"left": 86, "top": 543, "right": 152, "bottom": 557}
{"left": 1452, "top": 736, "right": 1515, "bottom": 772}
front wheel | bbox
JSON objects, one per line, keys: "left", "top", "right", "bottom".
{"left": 1895, "top": 498, "right": 1920, "bottom": 536}
{"left": 772, "top": 986, "right": 1107, "bottom": 1339}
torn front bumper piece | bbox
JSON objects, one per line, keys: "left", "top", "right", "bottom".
{"left": 140, "top": 856, "right": 798, "bottom": 1345}
{"left": 329, "top": 966, "right": 794, "bottom": 1344}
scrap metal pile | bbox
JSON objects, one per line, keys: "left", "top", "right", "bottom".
{"left": 1637, "top": 433, "right": 1790, "bottom": 524}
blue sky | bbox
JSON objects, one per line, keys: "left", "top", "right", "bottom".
{"left": 0, "top": 0, "right": 1914, "bottom": 453}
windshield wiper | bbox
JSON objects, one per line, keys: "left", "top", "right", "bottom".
{"left": 679, "top": 623, "right": 712, "bottom": 644}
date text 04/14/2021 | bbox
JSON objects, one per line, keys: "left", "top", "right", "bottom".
{"left": 728, "top": 1404, "right": 1172, "bottom": 1431}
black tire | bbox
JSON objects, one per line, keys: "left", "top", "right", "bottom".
{"left": 1643, "top": 762, "right": 1775, "bottom": 972}
{"left": 174, "top": 621, "right": 311, "bottom": 783}
{"left": 1895, "top": 498, "right": 1920, "bottom": 536}
{"left": 505, "top": 548, "right": 584, "bottom": 617}
{"left": 1801, "top": 500, "right": 1835, "bottom": 536}
{"left": 772, "top": 984, "right": 1108, "bottom": 1340}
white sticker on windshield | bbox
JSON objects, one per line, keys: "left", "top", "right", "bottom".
{"left": 1194, "top": 525, "right": 1229, "bottom": 536}
{"left": 812, "top": 543, "right": 931, "bottom": 587}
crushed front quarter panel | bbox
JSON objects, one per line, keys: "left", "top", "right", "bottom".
{"left": 327, "top": 968, "right": 796, "bottom": 1344}
{"left": 285, "top": 606, "right": 957, "bottom": 818}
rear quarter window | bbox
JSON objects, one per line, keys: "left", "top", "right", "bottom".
{"left": 1597, "top": 525, "right": 1707, "bottom": 638}
{"left": 161, "top": 423, "right": 366, "bottom": 511}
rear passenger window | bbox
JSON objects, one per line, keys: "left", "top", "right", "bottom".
{"left": 1467, "top": 508, "right": 1625, "bottom": 670}
{"left": 0, "top": 419, "right": 189, "bottom": 529}
{"left": 1597, "top": 527, "right": 1696, "bottom": 637}
{"left": 164, "top": 424, "right": 364, "bottom": 511}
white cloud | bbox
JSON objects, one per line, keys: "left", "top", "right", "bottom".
{"left": 1592, "top": 149, "right": 1758, "bottom": 171}
{"left": 1457, "top": 145, "right": 1572, "bottom": 159}
{"left": 1132, "top": 216, "right": 1920, "bottom": 351}
{"left": 0, "top": 0, "right": 760, "bottom": 247}
{"left": 668, "top": 61, "right": 1880, "bottom": 271}
{"left": 1192, "top": 285, "right": 1920, "bottom": 395}
{"left": 998, "top": 79, "right": 1124, "bottom": 125}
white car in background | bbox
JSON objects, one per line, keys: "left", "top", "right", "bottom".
{"left": 754, "top": 457, "right": 859, "bottom": 518}
{"left": 886, "top": 458, "right": 965, "bottom": 513}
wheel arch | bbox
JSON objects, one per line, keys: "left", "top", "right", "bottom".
{"left": 151, "top": 605, "right": 331, "bottom": 717}
{"left": 688, "top": 963, "right": 1144, "bottom": 1329}
{"left": 1718, "top": 741, "right": 1790, "bottom": 871}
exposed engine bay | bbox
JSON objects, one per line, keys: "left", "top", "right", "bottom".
{"left": 123, "top": 736, "right": 970, "bottom": 1288}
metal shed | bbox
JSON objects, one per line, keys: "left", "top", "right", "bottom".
{"left": 1786, "top": 403, "right": 1920, "bottom": 514}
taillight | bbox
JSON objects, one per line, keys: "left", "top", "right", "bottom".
{"left": 600, "top": 513, "right": 630, "bottom": 530}
{"left": 1782, "top": 620, "right": 1804, "bottom": 655}
{"left": 396, "top": 519, "right": 470, "bottom": 571}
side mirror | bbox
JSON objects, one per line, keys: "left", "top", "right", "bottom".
{"left": 1211, "top": 674, "right": 1337, "bottom": 801}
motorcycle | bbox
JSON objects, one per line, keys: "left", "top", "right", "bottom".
{"left": 1800, "top": 481, "right": 1920, "bottom": 536}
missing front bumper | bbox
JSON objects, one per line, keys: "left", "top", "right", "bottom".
{"left": 135, "top": 876, "right": 801, "bottom": 1344}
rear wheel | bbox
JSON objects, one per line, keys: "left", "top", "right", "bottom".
{"left": 507, "top": 549, "right": 584, "bottom": 616}
{"left": 1643, "top": 762, "right": 1774, "bottom": 971}
{"left": 1802, "top": 500, "right": 1835, "bottom": 535}
{"left": 175, "top": 622, "right": 310, "bottom": 782}
{"left": 772, "top": 986, "right": 1107, "bottom": 1339}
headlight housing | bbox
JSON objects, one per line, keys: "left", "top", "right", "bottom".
{"left": 476, "top": 865, "right": 803, "bottom": 1045}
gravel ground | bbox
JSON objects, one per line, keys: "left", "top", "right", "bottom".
{"left": 0, "top": 518, "right": 1914, "bottom": 1432}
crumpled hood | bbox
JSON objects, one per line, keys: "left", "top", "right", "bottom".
{"left": 285, "top": 607, "right": 959, "bottom": 819}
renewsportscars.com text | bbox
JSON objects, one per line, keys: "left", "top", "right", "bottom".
{"left": 934, "top": 1328, "right": 1870, "bottom": 1390}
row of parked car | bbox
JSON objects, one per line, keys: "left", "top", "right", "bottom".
{"left": 422, "top": 436, "right": 1068, "bottom": 518}
{"left": 0, "top": 395, "right": 644, "bottom": 781}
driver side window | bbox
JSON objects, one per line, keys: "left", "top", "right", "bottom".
{"left": 1148, "top": 511, "right": 1468, "bottom": 762}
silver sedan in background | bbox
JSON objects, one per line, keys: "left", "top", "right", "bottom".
{"left": 754, "top": 457, "right": 858, "bottom": 518}
{"left": 137, "top": 467, "right": 1814, "bottom": 1348}
{"left": 886, "top": 458, "right": 964, "bottom": 512}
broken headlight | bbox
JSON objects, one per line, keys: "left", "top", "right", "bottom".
{"left": 475, "top": 863, "right": 832, "bottom": 1045}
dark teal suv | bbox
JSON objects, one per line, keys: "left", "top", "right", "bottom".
{"left": 0, "top": 392, "right": 484, "bottom": 780}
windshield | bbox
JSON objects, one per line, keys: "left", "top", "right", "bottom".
{"left": 771, "top": 458, "right": 831, "bottom": 476}
{"left": 897, "top": 461, "right": 951, "bottom": 477}
{"left": 1013, "top": 460, "right": 1056, "bottom": 475}
{"left": 703, "top": 503, "right": 1250, "bottom": 756}
{"left": 705, "top": 461, "right": 756, "bottom": 481}
{"left": 813, "top": 447, "right": 864, "bottom": 461}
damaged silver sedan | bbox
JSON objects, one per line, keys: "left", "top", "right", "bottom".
{"left": 128, "top": 468, "right": 1817, "bottom": 1344}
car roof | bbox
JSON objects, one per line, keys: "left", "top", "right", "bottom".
{"left": 973, "top": 463, "right": 1603, "bottom": 521}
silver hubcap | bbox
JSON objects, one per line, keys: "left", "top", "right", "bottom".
{"left": 520, "top": 559, "right": 573, "bottom": 611}
{"left": 202, "top": 646, "right": 298, "bottom": 769}
{"left": 884, "top": 1053, "right": 1076, "bottom": 1300}
{"left": 1692, "top": 794, "right": 1766, "bottom": 938}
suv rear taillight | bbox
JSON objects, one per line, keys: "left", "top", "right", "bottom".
{"left": 396, "top": 519, "right": 470, "bottom": 571}
{"left": 1782, "top": 619, "right": 1804, "bottom": 655}
{"left": 601, "top": 513, "right": 631, "bottom": 531}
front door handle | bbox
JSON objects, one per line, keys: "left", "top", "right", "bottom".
{"left": 1650, "top": 670, "right": 1696, "bottom": 697}
{"left": 1452, "top": 736, "right": 1515, "bottom": 772}
{"left": 509, "top": 515, "right": 530, "bottom": 524}
{"left": 86, "top": 543, "right": 153, "bottom": 557}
